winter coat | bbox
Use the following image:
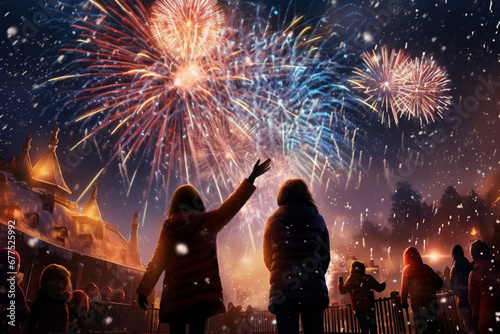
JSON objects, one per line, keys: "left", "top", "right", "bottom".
{"left": 263, "top": 203, "right": 330, "bottom": 313}
{"left": 0, "top": 274, "right": 30, "bottom": 334}
{"left": 468, "top": 257, "right": 500, "bottom": 333}
{"left": 68, "top": 290, "right": 89, "bottom": 334}
{"left": 450, "top": 245, "right": 471, "bottom": 308}
{"left": 137, "top": 180, "right": 255, "bottom": 322}
{"left": 338, "top": 261, "right": 386, "bottom": 313}
{"left": 401, "top": 247, "right": 443, "bottom": 310}
{"left": 27, "top": 290, "right": 72, "bottom": 334}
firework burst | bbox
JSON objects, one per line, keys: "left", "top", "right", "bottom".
{"left": 399, "top": 55, "right": 452, "bottom": 123}
{"left": 40, "top": 0, "right": 366, "bottom": 250}
{"left": 350, "top": 47, "right": 410, "bottom": 126}
{"left": 350, "top": 47, "right": 451, "bottom": 126}
{"left": 150, "top": 0, "right": 224, "bottom": 61}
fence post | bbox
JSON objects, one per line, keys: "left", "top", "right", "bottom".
{"left": 149, "top": 302, "right": 154, "bottom": 334}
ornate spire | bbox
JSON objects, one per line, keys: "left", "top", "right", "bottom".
{"left": 91, "top": 183, "right": 98, "bottom": 200}
{"left": 14, "top": 135, "right": 33, "bottom": 182}
{"left": 23, "top": 135, "right": 32, "bottom": 152}
{"left": 32, "top": 123, "right": 71, "bottom": 199}
{"left": 48, "top": 122, "right": 60, "bottom": 152}
{"left": 82, "top": 184, "right": 102, "bottom": 221}
{"left": 129, "top": 209, "right": 140, "bottom": 263}
{"left": 133, "top": 210, "right": 139, "bottom": 225}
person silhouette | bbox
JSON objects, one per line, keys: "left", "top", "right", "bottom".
{"left": 137, "top": 159, "right": 271, "bottom": 334}
{"left": 27, "top": 264, "right": 73, "bottom": 334}
{"left": 450, "top": 244, "right": 477, "bottom": 334}
{"left": 263, "top": 178, "right": 330, "bottom": 334}
{"left": 468, "top": 240, "right": 500, "bottom": 334}
{"left": 400, "top": 247, "right": 443, "bottom": 334}
{"left": 338, "top": 260, "right": 386, "bottom": 334}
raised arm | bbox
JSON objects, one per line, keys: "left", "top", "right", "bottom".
{"left": 203, "top": 159, "right": 271, "bottom": 234}
{"left": 369, "top": 275, "right": 386, "bottom": 292}
{"left": 203, "top": 179, "right": 256, "bottom": 234}
{"left": 338, "top": 276, "right": 347, "bottom": 294}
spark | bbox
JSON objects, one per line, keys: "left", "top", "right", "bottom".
{"left": 350, "top": 47, "right": 410, "bottom": 126}
{"left": 150, "top": 0, "right": 224, "bottom": 61}
{"left": 350, "top": 47, "right": 452, "bottom": 126}
{"left": 41, "top": 0, "right": 366, "bottom": 250}
{"left": 399, "top": 55, "right": 452, "bottom": 123}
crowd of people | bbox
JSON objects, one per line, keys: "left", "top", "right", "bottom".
{"left": 0, "top": 247, "right": 128, "bottom": 334}
{"left": 1, "top": 158, "right": 499, "bottom": 334}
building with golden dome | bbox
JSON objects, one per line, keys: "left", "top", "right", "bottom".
{"left": 0, "top": 123, "right": 145, "bottom": 303}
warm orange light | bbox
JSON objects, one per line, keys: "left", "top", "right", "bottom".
{"left": 173, "top": 64, "right": 204, "bottom": 89}
{"left": 428, "top": 252, "right": 440, "bottom": 262}
{"left": 422, "top": 251, "right": 448, "bottom": 263}
{"left": 471, "top": 227, "right": 478, "bottom": 236}
{"left": 3, "top": 205, "right": 24, "bottom": 222}
{"left": 150, "top": 0, "right": 224, "bottom": 61}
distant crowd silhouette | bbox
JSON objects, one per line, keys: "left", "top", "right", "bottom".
{"left": 1, "top": 159, "right": 500, "bottom": 334}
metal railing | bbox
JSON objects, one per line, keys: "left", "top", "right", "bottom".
{"left": 22, "top": 292, "right": 467, "bottom": 333}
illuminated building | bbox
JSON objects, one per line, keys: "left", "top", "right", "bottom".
{"left": 0, "top": 124, "right": 145, "bottom": 302}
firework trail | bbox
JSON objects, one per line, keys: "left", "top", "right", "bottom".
{"left": 41, "top": 0, "right": 366, "bottom": 250}
{"left": 350, "top": 47, "right": 451, "bottom": 126}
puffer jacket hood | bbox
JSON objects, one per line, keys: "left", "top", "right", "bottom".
{"left": 451, "top": 244, "right": 464, "bottom": 262}
{"left": 168, "top": 185, "right": 206, "bottom": 216}
{"left": 404, "top": 246, "right": 423, "bottom": 266}
{"left": 350, "top": 260, "right": 366, "bottom": 274}
{"left": 470, "top": 240, "right": 491, "bottom": 262}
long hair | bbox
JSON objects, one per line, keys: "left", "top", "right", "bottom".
{"left": 168, "top": 184, "right": 206, "bottom": 217}
{"left": 277, "top": 178, "right": 318, "bottom": 212}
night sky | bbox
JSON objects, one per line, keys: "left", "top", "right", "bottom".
{"left": 1, "top": 0, "right": 499, "bottom": 292}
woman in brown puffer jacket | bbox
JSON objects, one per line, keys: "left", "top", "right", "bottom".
{"left": 137, "top": 159, "right": 270, "bottom": 334}
{"left": 338, "top": 260, "right": 386, "bottom": 334}
{"left": 263, "top": 178, "right": 330, "bottom": 334}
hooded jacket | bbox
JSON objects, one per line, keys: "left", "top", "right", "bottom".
{"left": 338, "top": 261, "right": 386, "bottom": 313}
{"left": 450, "top": 245, "right": 471, "bottom": 308}
{"left": 137, "top": 180, "right": 255, "bottom": 322}
{"left": 401, "top": 247, "right": 443, "bottom": 310}
{"left": 27, "top": 290, "right": 72, "bottom": 334}
{"left": 468, "top": 241, "right": 500, "bottom": 333}
{"left": 263, "top": 203, "right": 330, "bottom": 313}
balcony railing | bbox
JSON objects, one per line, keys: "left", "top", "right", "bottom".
{"left": 23, "top": 292, "right": 467, "bottom": 333}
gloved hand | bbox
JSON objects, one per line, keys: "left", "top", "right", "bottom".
{"left": 248, "top": 158, "right": 271, "bottom": 183}
{"left": 138, "top": 294, "right": 148, "bottom": 310}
